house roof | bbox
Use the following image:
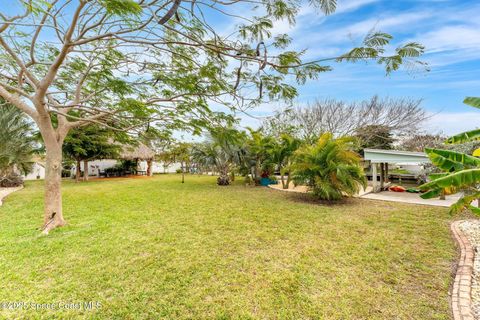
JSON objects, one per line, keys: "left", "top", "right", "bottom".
{"left": 119, "top": 143, "right": 155, "bottom": 160}
{"left": 363, "top": 148, "right": 430, "bottom": 164}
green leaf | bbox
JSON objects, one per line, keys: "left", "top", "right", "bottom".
{"left": 445, "top": 129, "right": 480, "bottom": 144}
{"left": 449, "top": 192, "right": 480, "bottom": 214}
{"left": 396, "top": 42, "right": 424, "bottom": 58}
{"left": 313, "top": 0, "right": 337, "bottom": 15}
{"left": 424, "top": 148, "right": 480, "bottom": 172}
{"left": 420, "top": 169, "right": 480, "bottom": 190}
{"left": 100, "top": 0, "right": 142, "bottom": 16}
{"left": 420, "top": 188, "right": 442, "bottom": 199}
{"left": 464, "top": 97, "right": 480, "bottom": 109}
{"left": 363, "top": 32, "right": 392, "bottom": 47}
{"left": 468, "top": 205, "right": 480, "bottom": 215}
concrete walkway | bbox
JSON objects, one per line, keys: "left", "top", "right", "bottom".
{"left": 359, "top": 190, "right": 461, "bottom": 207}
{"left": 268, "top": 182, "right": 460, "bottom": 207}
{"left": 0, "top": 186, "right": 23, "bottom": 206}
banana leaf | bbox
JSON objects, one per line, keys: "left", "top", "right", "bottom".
{"left": 425, "top": 148, "right": 480, "bottom": 171}
{"left": 420, "top": 169, "right": 480, "bottom": 190}
{"left": 450, "top": 192, "right": 480, "bottom": 214}
{"left": 420, "top": 188, "right": 443, "bottom": 199}
{"left": 464, "top": 97, "right": 480, "bottom": 109}
{"left": 468, "top": 205, "right": 480, "bottom": 215}
{"left": 428, "top": 173, "right": 450, "bottom": 180}
{"left": 445, "top": 129, "right": 480, "bottom": 144}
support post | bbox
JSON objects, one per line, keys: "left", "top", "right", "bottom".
{"left": 372, "top": 163, "right": 378, "bottom": 193}
{"left": 385, "top": 163, "right": 389, "bottom": 183}
{"left": 380, "top": 163, "right": 385, "bottom": 190}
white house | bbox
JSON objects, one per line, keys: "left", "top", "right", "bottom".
{"left": 71, "top": 159, "right": 182, "bottom": 177}
{"left": 24, "top": 162, "right": 46, "bottom": 180}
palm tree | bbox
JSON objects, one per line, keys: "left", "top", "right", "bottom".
{"left": 291, "top": 133, "right": 366, "bottom": 200}
{"left": 268, "top": 133, "right": 302, "bottom": 189}
{"left": 0, "top": 103, "right": 36, "bottom": 186}
{"left": 191, "top": 127, "right": 245, "bottom": 185}
{"left": 243, "top": 128, "right": 276, "bottom": 180}
{"left": 420, "top": 97, "right": 480, "bottom": 214}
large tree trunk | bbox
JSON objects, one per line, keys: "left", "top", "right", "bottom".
{"left": 42, "top": 143, "right": 66, "bottom": 234}
{"left": 83, "top": 160, "right": 89, "bottom": 181}
{"left": 147, "top": 159, "right": 153, "bottom": 176}
{"left": 75, "top": 160, "right": 81, "bottom": 182}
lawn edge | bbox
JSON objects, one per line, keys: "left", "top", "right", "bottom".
{"left": 0, "top": 186, "right": 23, "bottom": 206}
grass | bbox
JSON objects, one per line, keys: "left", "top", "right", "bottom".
{"left": 0, "top": 174, "right": 456, "bottom": 319}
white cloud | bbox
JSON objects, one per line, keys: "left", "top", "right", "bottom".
{"left": 425, "top": 112, "right": 480, "bottom": 135}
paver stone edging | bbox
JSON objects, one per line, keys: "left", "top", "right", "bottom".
{"left": 451, "top": 220, "right": 475, "bottom": 320}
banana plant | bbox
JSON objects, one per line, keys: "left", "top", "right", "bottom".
{"left": 420, "top": 97, "right": 480, "bottom": 214}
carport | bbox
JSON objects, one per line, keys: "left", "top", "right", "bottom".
{"left": 363, "top": 149, "right": 431, "bottom": 193}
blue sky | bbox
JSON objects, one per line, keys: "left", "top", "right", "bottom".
{"left": 4, "top": 1, "right": 478, "bottom": 137}
{"left": 233, "top": 0, "right": 480, "bottom": 135}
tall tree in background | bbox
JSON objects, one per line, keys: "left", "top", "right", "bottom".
{"left": 355, "top": 124, "right": 394, "bottom": 151}
{"left": 0, "top": 1, "right": 426, "bottom": 233}
{"left": 63, "top": 125, "right": 121, "bottom": 182}
{"left": 174, "top": 143, "right": 192, "bottom": 184}
{"left": 0, "top": 102, "right": 36, "bottom": 187}
{"left": 262, "top": 96, "right": 427, "bottom": 143}
{"left": 399, "top": 134, "right": 446, "bottom": 152}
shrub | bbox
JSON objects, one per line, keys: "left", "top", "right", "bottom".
{"left": 0, "top": 173, "right": 24, "bottom": 187}
{"left": 217, "top": 176, "right": 230, "bottom": 185}
{"left": 292, "top": 133, "right": 366, "bottom": 201}
{"left": 176, "top": 169, "right": 182, "bottom": 174}
{"left": 61, "top": 169, "right": 71, "bottom": 178}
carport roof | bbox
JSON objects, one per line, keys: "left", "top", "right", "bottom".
{"left": 363, "top": 148, "right": 430, "bottom": 164}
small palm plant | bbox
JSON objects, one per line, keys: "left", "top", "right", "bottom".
{"left": 292, "top": 133, "right": 366, "bottom": 200}
{"left": 420, "top": 97, "right": 480, "bottom": 214}
{"left": 268, "top": 133, "right": 302, "bottom": 189}
{"left": 0, "top": 103, "right": 35, "bottom": 186}
{"left": 191, "top": 127, "right": 245, "bottom": 185}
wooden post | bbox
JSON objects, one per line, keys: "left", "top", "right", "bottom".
{"left": 380, "top": 163, "right": 385, "bottom": 190}
{"left": 385, "top": 163, "right": 389, "bottom": 183}
{"left": 372, "top": 163, "right": 378, "bottom": 192}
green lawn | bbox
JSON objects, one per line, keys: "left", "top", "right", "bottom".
{"left": 0, "top": 175, "right": 456, "bottom": 319}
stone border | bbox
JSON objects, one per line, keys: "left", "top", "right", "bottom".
{"left": 0, "top": 186, "right": 23, "bottom": 206}
{"left": 451, "top": 220, "right": 475, "bottom": 320}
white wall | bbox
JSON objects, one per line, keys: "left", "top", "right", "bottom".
{"left": 394, "top": 163, "right": 425, "bottom": 175}
{"left": 24, "top": 162, "right": 46, "bottom": 180}
{"left": 71, "top": 159, "right": 118, "bottom": 177}
{"left": 152, "top": 161, "right": 182, "bottom": 173}
{"left": 70, "top": 159, "right": 182, "bottom": 176}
